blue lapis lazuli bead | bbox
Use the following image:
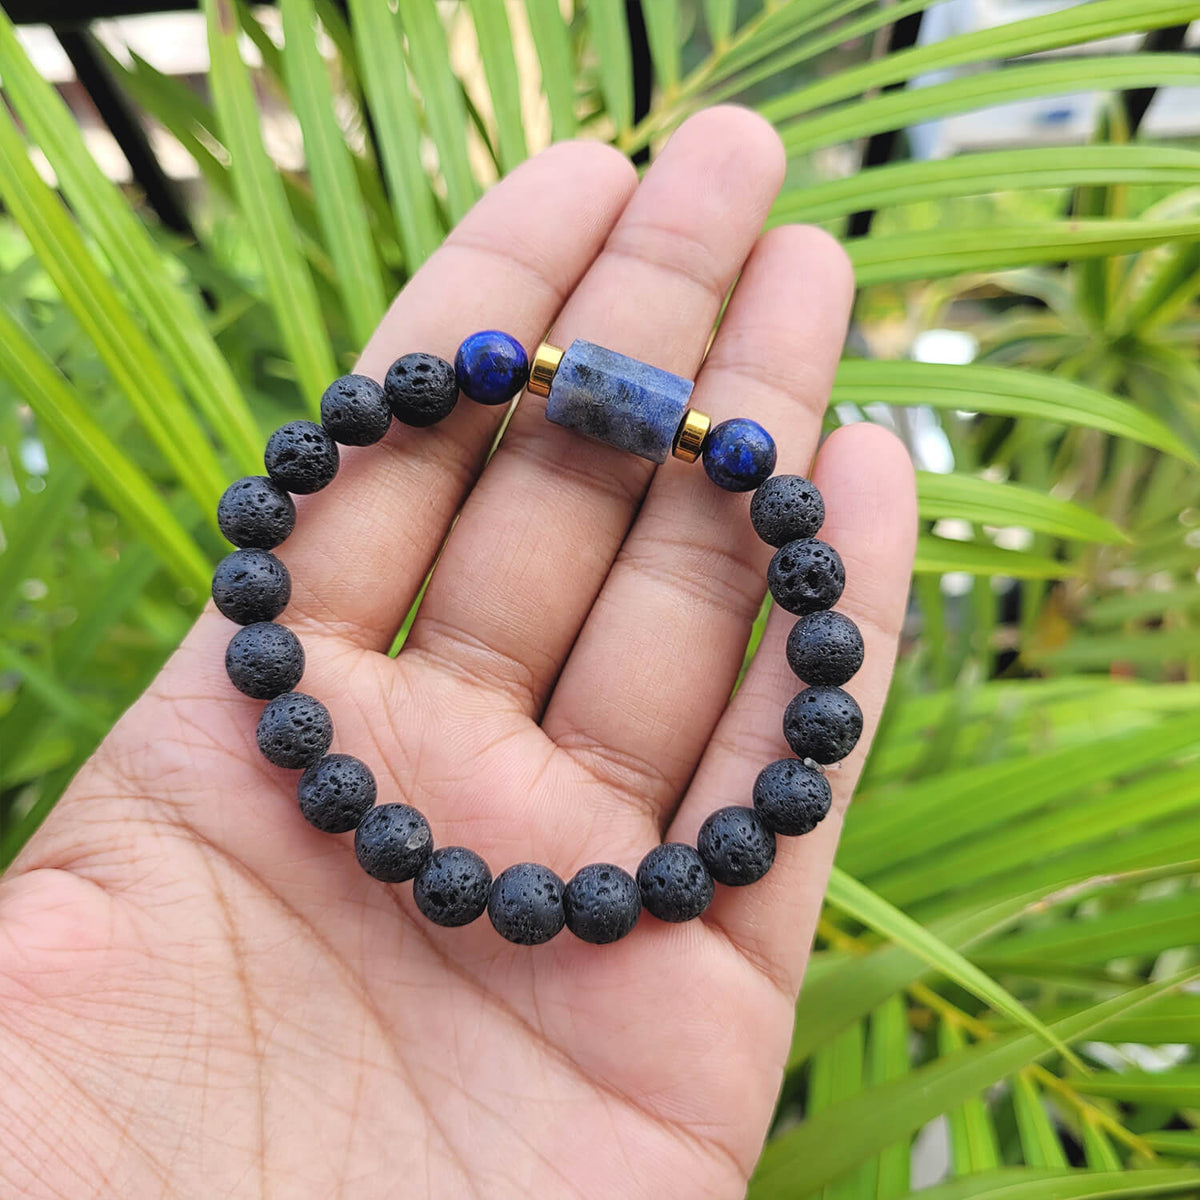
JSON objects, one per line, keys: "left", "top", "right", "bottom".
{"left": 702, "top": 418, "right": 777, "bottom": 492}
{"left": 544, "top": 339, "right": 694, "bottom": 464}
{"left": 455, "top": 330, "right": 530, "bottom": 406}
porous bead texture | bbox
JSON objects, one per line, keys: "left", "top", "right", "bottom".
{"left": 783, "top": 685, "right": 863, "bottom": 765}
{"left": 488, "top": 862, "right": 565, "bottom": 945}
{"left": 563, "top": 863, "right": 641, "bottom": 944}
{"left": 298, "top": 754, "right": 377, "bottom": 834}
{"left": 455, "top": 330, "right": 529, "bottom": 406}
{"left": 767, "top": 537, "right": 845, "bottom": 616}
{"left": 636, "top": 842, "right": 714, "bottom": 923}
{"left": 753, "top": 758, "right": 832, "bottom": 837}
{"left": 217, "top": 475, "right": 296, "bottom": 549}
{"left": 786, "top": 610, "right": 864, "bottom": 687}
{"left": 702, "top": 418, "right": 777, "bottom": 492}
{"left": 212, "top": 548, "right": 291, "bottom": 625}
{"left": 320, "top": 374, "right": 391, "bottom": 446}
{"left": 750, "top": 474, "right": 824, "bottom": 547}
{"left": 264, "top": 420, "right": 339, "bottom": 494}
{"left": 697, "top": 806, "right": 776, "bottom": 887}
{"left": 385, "top": 353, "right": 458, "bottom": 427}
{"left": 413, "top": 846, "right": 492, "bottom": 927}
{"left": 256, "top": 691, "right": 333, "bottom": 769}
{"left": 354, "top": 803, "right": 433, "bottom": 882}
{"left": 225, "top": 621, "right": 304, "bottom": 699}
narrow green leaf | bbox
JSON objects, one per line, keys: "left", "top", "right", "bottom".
{"left": 773, "top": 57, "right": 1200, "bottom": 158}
{"left": 752, "top": 973, "right": 1200, "bottom": 1198}
{"left": 939, "top": 1019, "right": 1001, "bottom": 1174}
{"left": 0, "top": 106, "right": 227, "bottom": 518}
{"left": 918, "top": 472, "right": 1127, "bottom": 545}
{"left": 1074, "top": 1071, "right": 1200, "bottom": 1108}
{"left": 833, "top": 361, "right": 1194, "bottom": 462}
{"left": 882, "top": 1167, "right": 1200, "bottom": 1200}
{"left": 399, "top": 0, "right": 479, "bottom": 222}
{"left": 0, "top": 306, "right": 210, "bottom": 594}
{"left": 205, "top": 0, "right": 337, "bottom": 406}
{"left": 348, "top": 0, "right": 443, "bottom": 266}
{"left": 641, "top": 0, "right": 681, "bottom": 94}
{"left": 1081, "top": 1119, "right": 1124, "bottom": 1172}
{"left": 466, "top": 0, "right": 528, "bottom": 173}
{"left": 588, "top": 0, "right": 634, "bottom": 135}
{"left": 0, "top": 11, "right": 261, "bottom": 474}
{"left": 826, "top": 869, "right": 1082, "bottom": 1069}
{"left": 867, "top": 998, "right": 910, "bottom": 1200}
{"left": 1145, "top": 1131, "right": 1200, "bottom": 1158}
{"left": 702, "top": 0, "right": 736, "bottom": 48}
{"left": 0, "top": 643, "right": 109, "bottom": 736}
{"left": 808, "top": 1023, "right": 873, "bottom": 1200}
{"left": 524, "top": 0, "right": 577, "bottom": 140}
{"left": 914, "top": 535, "right": 1070, "bottom": 580}
{"left": 848, "top": 218, "right": 1200, "bottom": 289}
{"left": 281, "top": 0, "right": 388, "bottom": 347}
{"left": 773, "top": 146, "right": 1200, "bottom": 226}
{"left": 1013, "top": 1071, "right": 1069, "bottom": 1170}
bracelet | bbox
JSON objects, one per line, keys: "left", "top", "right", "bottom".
{"left": 212, "top": 331, "right": 863, "bottom": 946}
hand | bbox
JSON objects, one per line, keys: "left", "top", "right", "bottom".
{"left": 0, "top": 107, "right": 915, "bottom": 1200}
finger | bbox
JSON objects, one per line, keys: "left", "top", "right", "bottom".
{"left": 403, "top": 106, "right": 786, "bottom": 714}
{"left": 542, "top": 225, "right": 854, "bottom": 831}
{"left": 666, "top": 423, "right": 916, "bottom": 996}
{"left": 273, "top": 140, "right": 637, "bottom": 650}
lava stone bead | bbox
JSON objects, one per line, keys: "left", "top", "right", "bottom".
{"left": 320, "top": 373, "right": 392, "bottom": 446}
{"left": 385, "top": 352, "right": 459, "bottom": 427}
{"left": 264, "top": 420, "right": 340, "bottom": 494}
{"left": 697, "top": 806, "right": 776, "bottom": 887}
{"left": 563, "top": 863, "right": 642, "bottom": 945}
{"left": 212, "top": 548, "right": 291, "bottom": 625}
{"left": 217, "top": 475, "right": 296, "bottom": 549}
{"left": 224, "top": 621, "right": 304, "bottom": 699}
{"left": 413, "top": 846, "right": 492, "bottom": 927}
{"left": 636, "top": 843, "right": 714, "bottom": 923}
{"left": 753, "top": 758, "right": 833, "bottom": 837}
{"left": 455, "top": 330, "right": 529, "bottom": 406}
{"left": 701, "top": 417, "right": 777, "bottom": 492}
{"left": 487, "top": 862, "right": 565, "bottom": 946}
{"left": 767, "top": 537, "right": 845, "bottom": 616}
{"left": 783, "top": 685, "right": 863, "bottom": 765}
{"left": 354, "top": 803, "right": 433, "bottom": 882}
{"left": 750, "top": 474, "right": 825, "bottom": 547}
{"left": 786, "top": 610, "right": 864, "bottom": 687}
{"left": 298, "top": 753, "right": 377, "bottom": 834}
{"left": 256, "top": 691, "right": 333, "bottom": 769}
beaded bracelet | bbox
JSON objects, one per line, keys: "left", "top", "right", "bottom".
{"left": 213, "top": 331, "right": 863, "bottom": 946}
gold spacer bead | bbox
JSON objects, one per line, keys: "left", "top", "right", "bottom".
{"left": 527, "top": 341, "right": 564, "bottom": 398}
{"left": 672, "top": 408, "right": 711, "bottom": 462}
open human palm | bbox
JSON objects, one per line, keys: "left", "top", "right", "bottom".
{"left": 0, "top": 108, "right": 915, "bottom": 1199}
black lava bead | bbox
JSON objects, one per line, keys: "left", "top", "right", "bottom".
{"left": 212, "top": 548, "right": 291, "bottom": 625}
{"left": 785, "top": 610, "right": 864, "bottom": 686}
{"left": 320, "top": 373, "right": 392, "bottom": 446}
{"left": 753, "top": 758, "right": 833, "bottom": 836}
{"left": 636, "top": 843, "right": 714, "bottom": 923}
{"left": 264, "top": 419, "right": 340, "bottom": 494}
{"left": 697, "top": 806, "right": 776, "bottom": 887}
{"left": 750, "top": 474, "right": 825, "bottom": 547}
{"left": 217, "top": 475, "right": 296, "bottom": 549}
{"left": 384, "top": 353, "right": 459, "bottom": 427}
{"left": 767, "top": 537, "right": 845, "bottom": 616}
{"left": 413, "top": 846, "right": 492, "bottom": 927}
{"left": 354, "top": 803, "right": 433, "bottom": 882}
{"left": 298, "top": 754, "right": 377, "bottom": 834}
{"left": 487, "top": 862, "right": 565, "bottom": 945}
{"left": 563, "top": 863, "right": 642, "bottom": 945}
{"left": 224, "top": 621, "right": 304, "bottom": 699}
{"left": 256, "top": 691, "right": 333, "bottom": 769}
{"left": 783, "top": 685, "right": 864, "bottom": 765}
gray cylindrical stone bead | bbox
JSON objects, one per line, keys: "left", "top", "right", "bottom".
{"left": 783, "top": 685, "right": 863, "bottom": 765}
{"left": 212, "top": 548, "right": 291, "bottom": 625}
{"left": 298, "top": 754, "right": 377, "bottom": 834}
{"left": 217, "top": 475, "right": 296, "bottom": 549}
{"left": 545, "top": 338, "right": 694, "bottom": 463}
{"left": 256, "top": 691, "right": 333, "bottom": 769}
{"left": 225, "top": 621, "right": 304, "bottom": 698}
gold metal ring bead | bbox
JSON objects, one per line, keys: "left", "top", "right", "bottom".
{"left": 527, "top": 341, "right": 564, "bottom": 398}
{"left": 672, "top": 408, "right": 711, "bottom": 462}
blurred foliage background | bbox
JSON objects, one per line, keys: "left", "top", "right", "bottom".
{"left": 2, "top": 1, "right": 1200, "bottom": 1195}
